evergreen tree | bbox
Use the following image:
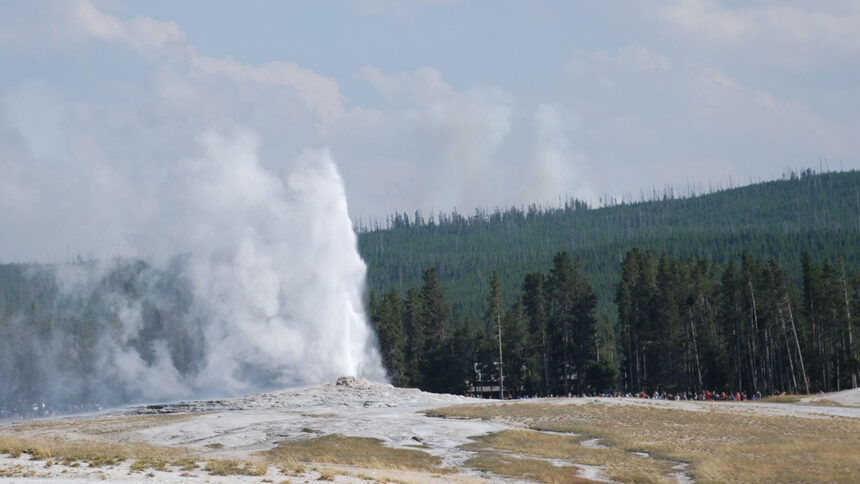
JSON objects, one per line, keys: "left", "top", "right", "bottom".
{"left": 418, "top": 268, "right": 460, "bottom": 393}
{"left": 547, "top": 252, "right": 598, "bottom": 395}
{"left": 485, "top": 271, "right": 503, "bottom": 332}
{"left": 402, "top": 287, "right": 424, "bottom": 387}
{"left": 587, "top": 315, "right": 619, "bottom": 391}
{"left": 521, "top": 272, "right": 550, "bottom": 395}
{"left": 502, "top": 301, "right": 528, "bottom": 397}
{"left": 718, "top": 260, "right": 747, "bottom": 392}
{"left": 369, "top": 288, "right": 408, "bottom": 386}
{"left": 617, "top": 248, "right": 641, "bottom": 392}
{"left": 484, "top": 270, "right": 505, "bottom": 397}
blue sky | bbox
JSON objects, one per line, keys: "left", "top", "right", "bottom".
{"left": 1, "top": 1, "right": 859, "bottom": 259}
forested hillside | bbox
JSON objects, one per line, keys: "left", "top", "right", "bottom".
{"left": 368, "top": 249, "right": 860, "bottom": 398}
{"left": 358, "top": 169, "right": 860, "bottom": 322}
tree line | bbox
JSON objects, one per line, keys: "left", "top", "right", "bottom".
{"left": 359, "top": 169, "right": 860, "bottom": 327}
{"left": 369, "top": 249, "right": 860, "bottom": 396}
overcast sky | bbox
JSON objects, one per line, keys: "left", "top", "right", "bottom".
{"left": 2, "top": 1, "right": 859, "bottom": 255}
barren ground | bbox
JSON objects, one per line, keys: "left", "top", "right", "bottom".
{"left": 2, "top": 379, "right": 859, "bottom": 483}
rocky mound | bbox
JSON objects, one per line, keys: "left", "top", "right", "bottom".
{"left": 802, "top": 387, "right": 860, "bottom": 407}
{"left": 133, "top": 376, "right": 477, "bottom": 415}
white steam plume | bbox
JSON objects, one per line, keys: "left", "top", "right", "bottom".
{"left": 182, "top": 131, "right": 385, "bottom": 393}
{"left": 0, "top": 1, "right": 388, "bottom": 415}
{"left": 0, "top": 128, "right": 385, "bottom": 414}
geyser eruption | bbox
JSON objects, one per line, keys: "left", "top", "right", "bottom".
{"left": 184, "top": 132, "right": 385, "bottom": 392}
{"left": 0, "top": 130, "right": 385, "bottom": 416}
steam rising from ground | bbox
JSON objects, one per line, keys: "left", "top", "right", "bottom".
{"left": 183, "top": 133, "right": 385, "bottom": 393}
{"left": 0, "top": 131, "right": 385, "bottom": 415}
{"left": 188, "top": 134, "right": 385, "bottom": 392}
{"left": 0, "top": 1, "right": 397, "bottom": 415}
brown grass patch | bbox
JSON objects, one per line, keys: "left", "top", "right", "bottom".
{"left": 463, "top": 429, "right": 672, "bottom": 483}
{"left": 466, "top": 453, "right": 592, "bottom": 483}
{"left": 261, "top": 434, "right": 443, "bottom": 472}
{"left": 428, "top": 401, "right": 860, "bottom": 483}
{"left": 0, "top": 435, "right": 182, "bottom": 466}
{"left": 757, "top": 394, "right": 803, "bottom": 404}
{"left": 800, "top": 398, "right": 853, "bottom": 408}
{"left": 0, "top": 434, "right": 274, "bottom": 478}
{"left": 6, "top": 413, "right": 195, "bottom": 436}
{"left": 204, "top": 458, "right": 267, "bottom": 476}
{"left": 317, "top": 469, "right": 336, "bottom": 481}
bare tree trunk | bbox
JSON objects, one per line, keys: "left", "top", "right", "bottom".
{"left": 749, "top": 280, "right": 761, "bottom": 392}
{"left": 688, "top": 312, "right": 703, "bottom": 391}
{"left": 542, "top": 330, "right": 549, "bottom": 395}
{"left": 787, "top": 302, "right": 810, "bottom": 394}
{"left": 497, "top": 314, "right": 504, "bottom": 399}
{"left": 563, "top": 323, "right": 570, "bottom": 396}
{"left": 778, "top": 304, "right": 798, "bottom": 393}
{"left": 841, "top": 264, "right": 857, "bottom": 388}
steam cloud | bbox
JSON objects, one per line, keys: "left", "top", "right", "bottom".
{"left": 0, "top": 129, "right": 385, "bottom": 415}
{"left": 0, "top": 1, "right": 392, "bottom": 416}
{"left": 178, "top": 132, "right": 386, "bottom": 393}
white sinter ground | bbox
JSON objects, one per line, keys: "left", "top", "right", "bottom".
{"left": 127, "top": 376, "right": 507, "bottom": 468}
{"left": 3, "top": 377, "right": 860, "bottom": 483}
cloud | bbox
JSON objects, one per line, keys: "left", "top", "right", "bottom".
{"left": 617, "top": 44, "right": 671, "bottom": 72}
{"left": 2, "top": 0, "right": 857, "bottom": 233}
{"left": 193, "top": 57, "right": 345, "bottom": 131}
{"left": 686, "top": 65, "right": 858, "bottom": 152}
{"left": 556, "top": 39, "right": 860, "bottom": 192}
{"left": 659, "top": 0, "right": 860, "bottom": 63}
{"left": 72, "top": 0, "right": 185, "bottom": 54}
{"left": 351, "top": 66, "right": 514, "bottom": 213}
{"left": 357, "top": 0, "right": 463, "bottom": 15}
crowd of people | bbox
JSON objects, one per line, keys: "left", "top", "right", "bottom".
{"left": 605, "top": 390, "right": 764, "bottom": 401}
{"left": 490, "top": 389, "right": 778, "bottom": 401}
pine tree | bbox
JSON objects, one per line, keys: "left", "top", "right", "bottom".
{"left": 718, "top": 260, "right": 746, "bottom": 392}
{"left": 418, "top": 268, "right": 460, "bottom": 393}
{"left": 485, "top": 270, "right": 505, "bottom": 397}
{"left": 617, "top": 248, "right": 642, "bottom": 392}
{"left": 547, "top": 252, "right": 598, "bottom": 395}
{"left": 402, "top": 287, "right": 424, "bottom": 387}
{"left": 485, "top": 271, "right": 503, "bottom": 333}
{"left": 522, "top": 273, "right": 549, "bottom": 395}
{"left": 369, "top": 288, "right": 408, "bottom": 386}
{"left": 802, "top": 252, "right": 826, "bottom": 391}
{"left": 502, "top": 301, "right": 528, "bottom": 397}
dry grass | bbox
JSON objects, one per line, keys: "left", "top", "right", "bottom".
{"left": 0, "top": 434, "right": 210, "bottom": 479}
{"left": 757, "top": 394, "right": 803, "bottom": 404}
{"left": 262, "top": 434, "right": 444, "bottom": 473}
{"left": 129, "top": 456, "right": 170, "bottom": 472}
{"left": 428, "top": 401, "right": 860, "bottom": 483}
{"left": 317, "top": 469, "right": 336, "bottom": 481}
{"left": 466, "top": 453, "right": 593, "bottom": 484}
{"left": 755, "top": 394, "right": 856, "bottom": 407}
{"left": 0, "top": 414, "right": 196, "bottom": 478}
{"left": 0, "top": 435, "right": 182, "bottom": 466}
{"left": 6, "top": 413, "right": 194, "bottom": 436}
{"left": 463, "top": 429, "right": 672, "bottom": 483}
{"left": 0, "top": 434, "right": 273, "bottom": 478}
{"left": 803, "top": 398, "right": 846, "bottom": 407}
{"left": 204, "top": 458, "right": 267, "bottom": 476}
